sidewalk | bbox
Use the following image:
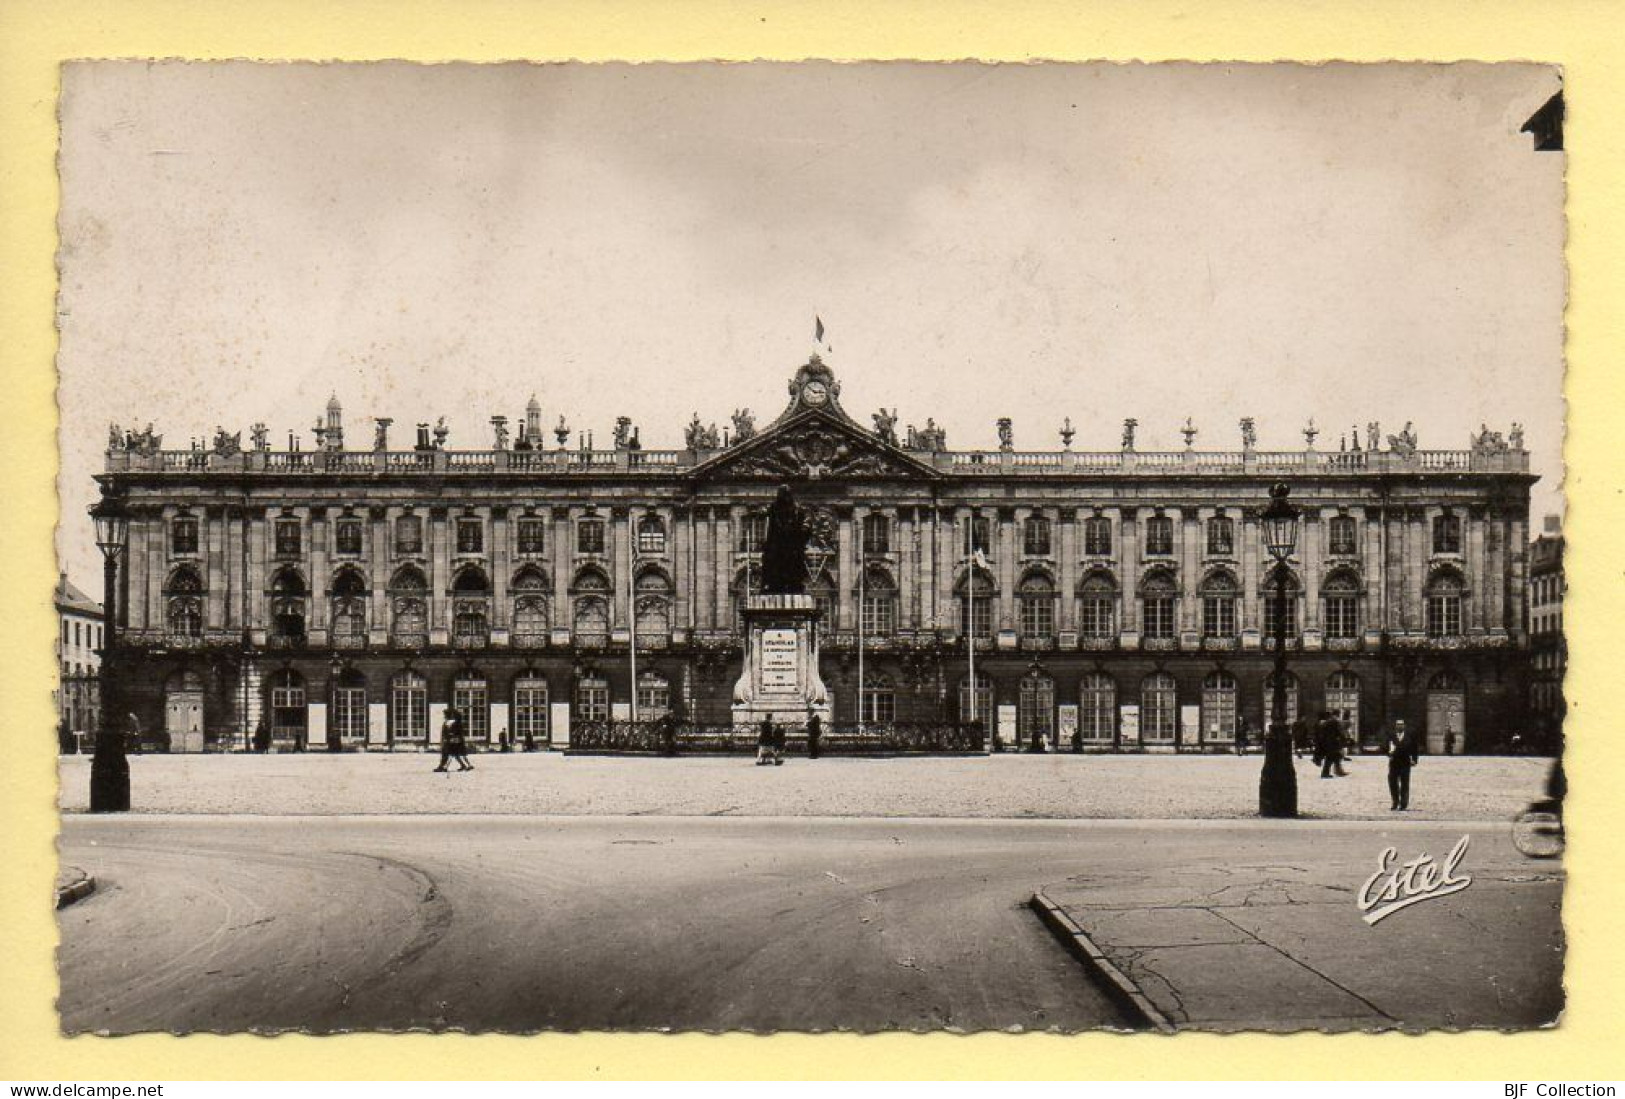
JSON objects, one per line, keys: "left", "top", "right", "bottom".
{"left": 1032, "top": 824, "right": 1564, "bottom": 1031}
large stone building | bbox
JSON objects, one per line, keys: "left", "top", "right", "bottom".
{"left": 96, "top": 356, "right": 1537, "bottom": 755}
{"left": 55, "top": 573, "right": 103, "bottom": 748}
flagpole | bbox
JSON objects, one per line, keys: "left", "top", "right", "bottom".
{"left": 857, "top": 550, "right": 865, "bottom": 735}
{"left": 968, "top": 540, "right": 977, "bottom": 748}
{"left": 628, "top": 545, "right": 638, "bottom": 725}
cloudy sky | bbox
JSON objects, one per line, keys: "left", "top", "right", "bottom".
{"left": 56, "top": 61, "right": 1564, "bottom": 587}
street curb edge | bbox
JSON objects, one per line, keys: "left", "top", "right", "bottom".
{"left": 55, "top": 874, "right": 97, "bottom": 910}
{"left": 1028, "top": 891, "right": 1177, "bottom": 1034}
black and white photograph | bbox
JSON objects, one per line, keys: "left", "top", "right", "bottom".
{"left": 53, "top": 60, "right": 1566, "bottom": 1035}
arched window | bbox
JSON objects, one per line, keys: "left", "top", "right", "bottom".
{"left": 1329, "top": 515, "right": 1359, "bottom": 557}
{"left": 862, "top": 513, "right": 890, "bottom": 555}
{"left": 389, "top": 567, "right": 428, "bottom": 648}
{"left": 575, "top": 672, "right": 609, "bottom": 722}
{"left": 165, "top": 566, "right": 204, "bottom": 639}
{"left": 957, "top": 570, "right": 996, "bottom": 640}
{"left": 1141, "top": 570, "right": 1178, "bottom": 641}
{"left": 511, "top": 567, "right": 551, "bottom": 646}
{"left": 860, "top": 567, "right": 897, "bottom": 637}
{"left": 513, "top": 674, "right": 549, "bottom": 745}
{"left": 1261, "top": 565, "right": 1301, "bottom": 640}
{"left": 573, "top": 569, "right": 610, "bottom": 643}
{"left": 1077, "top": 572, "right": 1117, "bottom": 640}
{"left": 739, "top": 512, "right": 769, "bottom": 554}
{"left": 861, "top": 671, "right": 897, "bottom": 725}
{"left": 1200, "top": 570, "right": 1239, "bottom": 639}
{"left": 1079, "top": 672, "right": 1117, "bottom": 742}
{"left": 389, "top": 670, "right": 427, "bottom": 744}
{"left": 959, "top": 672, "right": 993, "bottom": 730}
{"left": 1018, "top": 672, "right": 1056, "bottom": 747}
{"left": 453, "top": 673, "right": 489, "bottom": 742}
{"left": 1023, "top": 515, "right": 1052, "bottom": 557}
{"left": 1141, "top": 672, "right": 1177, "bottom": 743}
{"left": 1018, "top": 573, "right": 1056, "bottom": 641}
{"left": 270, "top": 569, "right": 307, "bottom": 642}
{"left": 452, "top": 567, "right": 491, "bottom": 647}
{"left": 1202, "top": 670, "right": 1238, "bottom": 743}
{"left": 1206, "top": 515, "right": 1235, "bottom": 557}
{"left": 267, "top": 669, "right": 307, "bottom": 748}
{"left": 331, "top": 668, "right": 368, "bottom": 745}
{"left": 1262, "top": 670, "right": 1299, "bottom": 730}
{"left": 1433, "top": 513, "right": 1463, "bottom": 555}
{"left": 637, "top": 515, "right": 667, "bottom": 555}
{"left": 637, "top": 670, "right": 671, "bottom": 720}
{"left": 1323, "top": 570, "right": 1361, "bottom": 640}
{"left": 1425, "top": 570, "right": 1465, "bottom": 638}
{"left": 1326, "top": 670, "right": 1361, "bottom": 742}
{"left": 1083, "top": 515, "right": 1113, "bottom": 556}
{"left": 330, "top": 568, "right": 368, "bottom": 648}
{"left": 634, "top": 570, "right": 672, "bottom": 646}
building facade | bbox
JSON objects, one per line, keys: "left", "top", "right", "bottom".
{"left": 96, "top": 357, "right": 1537, "bottom": 755}
{"left": 1527, "top": 514, "right": 1566, "bottom": 750}
{"left": 55, "top": 573, "right": 103, "bottom": 748}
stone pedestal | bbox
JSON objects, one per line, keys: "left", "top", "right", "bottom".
{"left": 732, "top": 594, "right": 831, "bottom": 727}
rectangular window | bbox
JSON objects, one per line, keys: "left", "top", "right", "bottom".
{"left": 517, "top": 518, "right": 547, "bottom": 555}
{"left": 1433, "top": 514, "right": 1463, "bottom": 555}
{"left": 1325, "top": 596, "right": 1359, "bottom": 639}
{"left": 1201, "top": 597, "right": 1236, "bottom": 639}
{"left": 1020, "top": 596, "right": 1054, "bottom": 640}
{"left": 636, "top": 679, "right": 671, "bottom": 720}
{"left": 453, "top": 677, "right": 489, "bottom": 741}
{"left": 395, "top": 515, "right": 423, "bottom": 555}
{"left": 1023, "top": 517, "right": 1052, "bottom": 556}
{"left": 171, "top": 517, "right": 199, "bottom": 555}
{"left": 1078, "top": 597, "right": 1115, "bottom": 639}
{"left": 636, "top": 520, "right": 666, "bottom": 555}
{"left": 1329, "top": 516, "right": 1359, "bottom": 556}
{"left": 456, "top": 519, "right": 484, "bottom": 555}
{"left": 961, "top": 596, "right": 994, "bottom": 639}
{"left": 390, "top": 682, "right": 427, "bottom": 742}
{"left": 1426, "top": 595, "right": 1462, "bottom": 638}
{"left": 1206, "top": 517, "right": 1234, "bottom": 557}
{"left": 576, "top": 681, "right": 609, "bottom": 722}
{"left": 1083, "top": 517, "right": 1113, "bottom": 557}
{"left": 1143, "top": 596, "right": 1175, "bottom": 640}
{"left": 740, "top": 514, "right": 768, "bottom": 554}
{"left": 862, "top": 515, "right": 890, "bottom": 555}
{"left": 964, "top": 516, "right": 992, "bottom": 556}
{"left": 1263, "top": 599, "right": 1299, "bottom": 640}
{"left": 332, "top": 687, "right": 368, "bottom": 742}
{"left": 335, "top": 519, "right": 363, "bottom": 555}
{"left": 860, "top": 687, "right": 897, "bottom": 725}
{"left": 861, "top": 594, "right": 896, "bottom": 637}
{"left": 1144, "top": 516, "right": 1174, "bottom": 556}
{"left": 274, "top": 519, "right": 302, "bottom": 557}
{"left": 513, "top": 682, "right": 549, "bottom": 742}
{"left": 74, "top": 622, "right": 82, "bottom": 647}
{"left": 578, "top": 519, "right": 605, "bottom": 555}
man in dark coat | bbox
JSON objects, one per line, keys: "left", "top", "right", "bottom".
{"left": 435, "top": 708, "right": 470, "bottom": 772}
{"left": 1313, "top": 712, "right": 1344, "bottom": 778}
{"left": 757, "top": 715, "right": 776, "bottom": 765}
{"left": 1385, "top": 718, "right": 1421, "bottom": 810}
{"left": 806, "top": 710, "right": 823, "bottom": 760}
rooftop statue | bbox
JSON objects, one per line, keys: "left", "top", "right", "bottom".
{"left": 731, "top": 408, "right": 757, "bottom": 442}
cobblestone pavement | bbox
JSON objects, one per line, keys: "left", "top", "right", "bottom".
{"left": 57, "top": 752, "right": 1554, "bottom": 820}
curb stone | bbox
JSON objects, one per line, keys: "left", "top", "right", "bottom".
{"left": 1028, "top": 891, "right": 1177, "bottom": 1033}
{"left": 55, "top": 872, "right": 97, "bottom": 910}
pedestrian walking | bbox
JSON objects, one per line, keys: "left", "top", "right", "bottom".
{"left": 1313, "top": 712, "right": 1343, "bottom": 778}
{"left": 757, "top": 715, "right": 776, "bottom": 766}
{"left": 1385, "top": 718, "right": 1421, "bottom": 810}
{"left": 806, "top": 710, "right": 823, "bottom": 760}
{"left": 772, "top": 718, "right": 787, "bottom": 765}
{"left": 435, "top": 707, "right": 471, "bottom": 772}
{"left": 1235, "top": 719, "right": 1251, "bottom": 756}
{"left": 659, "top": 711, "right": 678, "bottom": 757}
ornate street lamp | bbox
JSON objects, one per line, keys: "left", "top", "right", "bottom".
{"left": 1259, "top": 483, "right": 1300, "bottom": 818}
{"left": 328, "top": 653, "right": 344, "bottom": 752}
{"left": 90, "top": 496, "right": 131, "bottom": 812}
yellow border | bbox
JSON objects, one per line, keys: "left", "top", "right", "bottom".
{"left": 4, "top": 0, "right": 1622, "bottom": 1081}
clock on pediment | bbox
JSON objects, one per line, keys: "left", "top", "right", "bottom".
{"left": 786, "top": 354, "right": 843, "bottom": 417}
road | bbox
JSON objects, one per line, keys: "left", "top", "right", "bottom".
{"left": 56, "top": 816, "right": 1554, "bottom": 1035}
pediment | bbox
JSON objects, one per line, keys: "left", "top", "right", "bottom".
{"left": 693, "top": 409, "right": 941, "bottom": 483}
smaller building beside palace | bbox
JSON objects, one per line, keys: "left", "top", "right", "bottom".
{"left": 55, "top": 573, "right": 103, "bottom": 749}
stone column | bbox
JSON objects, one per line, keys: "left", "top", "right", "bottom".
{"left": 898, "top": 507, "right": 917, "bottom": 630}
{"left": 1508, "top": 511, "right": 1528, "bottom": 636}
{"left": 1384, "top": 507, "right": 1406, "bottom": 633}
{"left": 552, "top": 507, "right": 572, "bottom": 641}
{"left": 936, "top": 508, "right": 957, "bottom": 632}
{"left": 996, "top": 508, "right": 1017, "bottom": 644}
{"left": 1120, "top": 506, "right": 1140, "bottom": 640}
{"left": 1485, "top": 511, "right": 1506, "bottom": 636}
{"left": 308, "top": 507, "right": 330, "bottom": 644}
{"left": 837, "top": 507, "right": 857, "bottom": 631}
{"left": 1058, "top": 508, "right": 1078, "bottom": 636}
{"left": 150, "top": 507, "right": 171, "bottom": 637}
{"left": 718, "top": 506, "right": 739, "bottom": 632}
{"left": 1361, "top": 507, "right": 1384, "bottom": 643}
{"left": 1405, "top": 507, "right": 1428, "bottom": 633}
{"left": 1302, "top": 507, "right": 1323, "bottom": 646}
{"left": 693, "top": 506, "right": 714, "bottom": 631}
{"left": 611, "top": 507, "right": 631, "bottom": 631}
{"left": 1178, "top": 507, "right": 1200, "bottom": 642}
{"left": 223, "top": 506, "right": 243, "bottom": 631}
{"left": 492, "top": 506, "right": 511, "bottom": 634}
{"left": 246, "top": 509, "right": 266, "bottom": 639}
{"left": 674, "top": 505, "right": 693, "bottom": 634}
{"left": 369, "top": 507, "right": 390, "bottom": 644}
{"left": 1241, "top": 506, "right": 1261, "bottom": 646}
{"left": 1467, "top": 506, "right": 1487, "bottom": 635}
{"left": 429, "top": 507, "right": 449, "bottom": 638}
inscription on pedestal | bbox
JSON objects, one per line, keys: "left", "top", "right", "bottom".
{"left": 760, "top": 629, "right": 799, "bottom": 692}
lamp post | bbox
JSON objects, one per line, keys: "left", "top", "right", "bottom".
{"left": 1259, "top": 482, "right": 1300, "bottom": 818}
{"left": 90, "top": 497, "right": 131, "bottom": 813}
{"left": 328, "top": 653, "right": 344, "bottom": 752}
